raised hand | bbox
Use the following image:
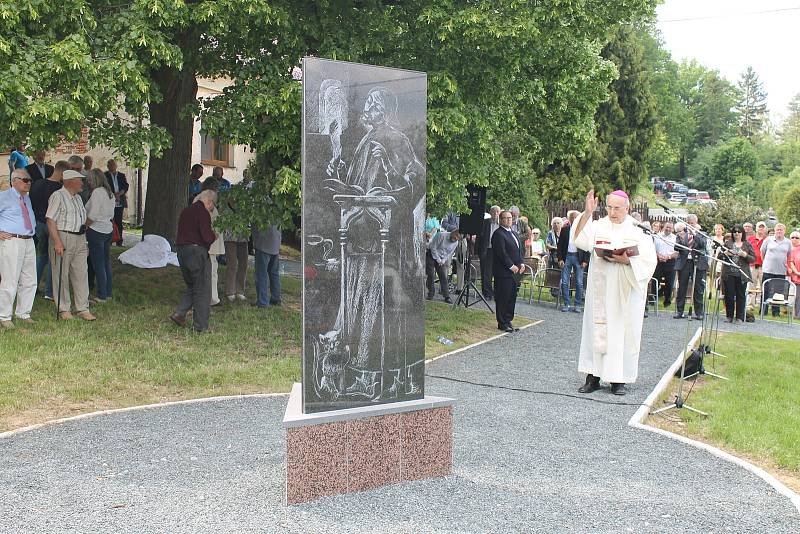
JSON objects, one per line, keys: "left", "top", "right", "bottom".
{"left": 585, "top": 188, "right": 598, "bottom": 214}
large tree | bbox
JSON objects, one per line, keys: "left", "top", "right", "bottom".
{"left": 735, "top": 66, "right": 769, "bottom": 141}
{"left": 539, "top": 24, "right": 658, "bottom": 200}
{"left": 2, "top": 0, "right": 658, "bottom": 238}
{"left": 639, "top": 28, "right": 694, "bottom": 180}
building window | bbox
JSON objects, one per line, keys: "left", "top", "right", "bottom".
{"left": 201, "top": 135, "right": 232, "bottom": 167}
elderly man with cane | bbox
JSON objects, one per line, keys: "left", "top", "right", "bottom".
{"left": 0, "top": 169, "right": 38, "bottom": 328}
{"left": 46, "top": 169, "right": 95, "bottom": 321}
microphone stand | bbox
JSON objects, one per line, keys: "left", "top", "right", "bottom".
{"left": 657, "top": 208, "right": 753, "bottom": 387}
{"left": 644, "top": 226, "right": 709, "bottom": 417}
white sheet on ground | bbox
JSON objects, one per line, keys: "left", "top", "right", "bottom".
{"left": 118, "top": 234, "right": 180, "bottom": 268}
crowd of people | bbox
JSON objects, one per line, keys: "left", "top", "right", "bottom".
{"left": 643, "top": 216, "right": 800, "bottom": 322}
{"left": 1, "top": 154, "right": 128, "bottom": 327}
{"left": 170, "top": 165, "right": 282, "bottom": 333}
{"left": 0, "top": 154, "right": 282, "bottom": 332}
{"left": 422, "top": 200, "right": 800, "bottom": 330}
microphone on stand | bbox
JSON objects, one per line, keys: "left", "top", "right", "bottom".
{"left": 655, "top": 199, "right": 673, "bottom": 212}
{"left": 634, "top": 221, "right": 653, "bottom": 235}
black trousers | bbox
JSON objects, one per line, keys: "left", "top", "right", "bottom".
{"left": 175, "top": 245, "right": 212, "bottom": 331}
{"left": 425, "top": 250, "right": 449, "bottom": 298}
{"left": 480, "top": 247, "right": 494, "bottom": 297}
{"left": 494, "top": 275, "right": 519, "bottom": 327}
{"left": 723, "top": 275, "right": 747, "bottom": 320}
{"left": 653, "top": 260, "right": 676, "bottom": 305}
{"left": 676, "top": 262, "right": 706, "bottom": 317}
{"left": 113, "top": 206, "right": 124, "bottom": 245}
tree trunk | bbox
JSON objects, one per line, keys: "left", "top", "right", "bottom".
{"left": 679, "top": 153, "right": 686, "bottom": 180}
{"left": 142, "top": 63, "right": 198, "bottom": 242}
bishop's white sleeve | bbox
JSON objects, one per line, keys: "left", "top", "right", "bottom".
{"left": 624, "top": 230, "right": 658, "bottom": 292}
{"left": 572, "top": 215, "right": 595, "bottom": 252}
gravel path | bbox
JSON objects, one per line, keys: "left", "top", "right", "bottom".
{"left": 1, "top": 301, "right": 798, "bottom": 533}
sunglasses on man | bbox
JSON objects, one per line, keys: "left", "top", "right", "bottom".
{"left": 16, "top": 177, "right": 32, "bottom": 183}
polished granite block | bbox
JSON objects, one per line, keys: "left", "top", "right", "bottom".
{"left": 400, "top": 407, "right": 453, "bottom": 481}
{"left": 284, "top": 385, "right": 453, "bottom": 504}
{"left": 345, "top": 413, "right": 402, "bottom": 493}
{"left": 285, "top": 422, "right": 348, "bottom": 505}
{"left": 301, "top": 57, "right": 428, "bottom": 413}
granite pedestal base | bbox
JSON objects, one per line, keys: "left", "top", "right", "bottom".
{"left": 283, "top": 383, "right": 454, "bottom": 504}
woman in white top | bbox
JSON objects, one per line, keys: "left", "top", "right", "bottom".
{"left": 85, "top": 168, "right": 116, "bottom": 302}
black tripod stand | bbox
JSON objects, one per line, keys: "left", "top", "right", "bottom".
{"left": 452, "top": 235, "right": 493, "bottom": 312}
{"left": 649, "top": 229, "right": 709, "bottom": 416}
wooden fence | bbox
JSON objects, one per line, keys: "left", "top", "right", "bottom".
{"left": 544, "top": 200, "right": 652, "bottom": 222}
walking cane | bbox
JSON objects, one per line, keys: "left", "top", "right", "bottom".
{"left": 55, "top": 247, "right": 64, "bottom": 320}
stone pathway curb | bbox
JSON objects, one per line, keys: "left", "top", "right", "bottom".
{"left": 628, "top": 327, "right": 800, "bottom": 515}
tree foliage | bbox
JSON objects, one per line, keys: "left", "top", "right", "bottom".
{"left": 690, "top": 190, "right": 766, "bottom": 232}
{"left": 781, "top": 93, "right": 800, "bottom": 143}
{"left": 2, "top": 0, "right": 659, "bottom": 237}
{"left": 692, "top": 137, "right": 760, "bottom": 196}
{"left": 539, "top": 24, "right": 658, "bottom": 201}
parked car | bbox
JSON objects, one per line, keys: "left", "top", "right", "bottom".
{"left": 696, "top": 198, "right": 716, "bottom": 206}
{"left": 686, "top": 188, "right": 699, "bottom": 200}
{"left": 675, "top": 184, "right": 689, "bottom": 194}
{"left": 696, "top": 191, "right": 711, "bottom": 200}
{"left": 668, "top": 193, "right": 686, "bottom": 204}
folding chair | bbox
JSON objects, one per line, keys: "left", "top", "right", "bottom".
{"left": 647, "top": 277, "right": 660, "bottom": 316}
{"left": 760, "top": 278, "right": 795, "bottom": 324}
{"left": 534, "top": 267, "right": 564, "bottom": 308}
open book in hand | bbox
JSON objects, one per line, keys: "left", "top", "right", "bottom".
{"left": 593, "top": 238, "right": 639, "bottom": 258}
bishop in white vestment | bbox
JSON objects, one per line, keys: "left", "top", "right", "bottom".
{"left": 571, "top": 189, "right": 657, "bottom": 395}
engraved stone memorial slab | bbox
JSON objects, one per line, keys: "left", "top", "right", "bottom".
{"left": 301, "top": 58, "right": 428, "bottom": 413}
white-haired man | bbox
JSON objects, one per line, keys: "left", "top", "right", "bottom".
{"left": 170, "top": 190, "right": 218, "bottom": 332}
{"left": 46, "top": 170, "right": 95, "bottom": 321}
{"left": 571, "top": 189, "right": 656, "bottom": 395}
{"left": 673, "top": 213, "right": 708, "bottom": 320}
{"left": 0, "top": 170, "right": 38, "bottom": 328}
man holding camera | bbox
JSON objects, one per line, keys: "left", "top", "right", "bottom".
{"left": 46, "top": 170, "right": 95, "bottom": 320}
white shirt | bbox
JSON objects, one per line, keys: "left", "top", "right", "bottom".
{"left": 109, "top": 172, "right": 122, "bottom": 207}
{"left": 85, "top": 188, "right": 116, "bottom": 234}
{"left": 46, "top": 188, "right": 86, "bottom": 232}
{"left": 502, "top": 226, "right": 520, "bottom": 250}
{"left": 654, "top": 232, "right": 676, "bottom": 257}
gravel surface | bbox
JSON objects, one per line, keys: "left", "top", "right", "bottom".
{"left": 1, "top": 301, "right": 798, "bottom": 533}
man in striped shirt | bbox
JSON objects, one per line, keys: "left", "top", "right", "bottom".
{"left": 46, "top": 170, "right": 95, "bottom": 321}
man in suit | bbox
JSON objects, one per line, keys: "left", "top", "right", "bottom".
{"left": 492, "top": 210, "right": 524, "bottom": 332}
{"left": 104, "top": 159, "right": 129, "bottom": 246}
{"left": 673, "top": 215, "right": 708, "bottom": 320}
{"left": 25, "top": 151, "right": 54, "bottom": 183}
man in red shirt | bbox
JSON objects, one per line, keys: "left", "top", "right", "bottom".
{"left": 746, "top": 221, "right": 767, "bottom": 309}
{"left": 170, "top": 190, "right": 217, "bottom": 332}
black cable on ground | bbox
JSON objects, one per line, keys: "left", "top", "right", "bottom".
{"left": 425, "top": 373, "right": 647, "bottom": 407}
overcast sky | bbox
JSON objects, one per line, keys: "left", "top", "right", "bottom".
{"left": 656, "top": 0, "right": 800, "bottom": 122}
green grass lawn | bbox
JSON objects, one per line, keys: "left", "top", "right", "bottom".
{"left": 648, "top": 332, "right": 800, "bottom": 490}
{"left": 0, "top": 249, "right": 526, "bottom": 431}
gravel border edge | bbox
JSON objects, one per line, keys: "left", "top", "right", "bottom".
{"left": 628, "top": 327, "right": 800, "bottom": 515}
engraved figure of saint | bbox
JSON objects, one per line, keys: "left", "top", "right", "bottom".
{"left": 324, "top": 86, "right": 426, "bottom": 400}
